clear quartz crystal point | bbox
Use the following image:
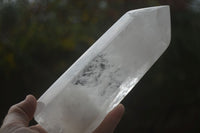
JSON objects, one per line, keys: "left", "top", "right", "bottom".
{"left": 34, "top": 6, "right": 171, "bottom": 133}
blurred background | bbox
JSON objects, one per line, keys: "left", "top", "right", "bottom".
{"left": 0, "top": 0, "right": 200, "bottom": 132}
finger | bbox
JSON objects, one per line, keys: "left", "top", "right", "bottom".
{"left": 30, "top": 124, "right": 48, "bottom": 133}
{"left": 2, "top": 95, "right": 37, "bottom": 127}
{"left": 93, "top": 104, "right": 125, "bottom": 133}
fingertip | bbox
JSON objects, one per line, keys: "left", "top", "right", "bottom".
{"left": 117, "top": 104, "right": 125, "bottom": 113}
{"left": 93, "top": 104, "right": 125, "bottom": 133}
{"left": 4, "top": 94, "right": 38, "bottom": 127}
{"left": 25, "top": 94, "right": 36, "bottom": 101}
{"left": 110, "top": 104, "right": 125, "bottom": 120}
{"left": 25, "top": 95, "right": 37, "bottom": 106}
{"left": 23, "top": 94, "right": 37, "bottom": 120}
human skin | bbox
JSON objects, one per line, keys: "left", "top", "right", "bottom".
{"left": 0, "top": 95, "right": 125, "bottom": 133}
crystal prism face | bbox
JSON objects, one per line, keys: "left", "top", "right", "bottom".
{"left": 34, "top": 6, "right": 171, "bottom": 133}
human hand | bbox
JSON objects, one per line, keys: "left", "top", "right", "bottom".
{"left": 0, "top": 95, "right": 125, "bottom": 133}
{"left": 0, "top": 95, "right": 47, "bottom": 133}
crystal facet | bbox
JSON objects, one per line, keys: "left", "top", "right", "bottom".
{"left": 34, "top": 6, "right": 171, "bottom": 133}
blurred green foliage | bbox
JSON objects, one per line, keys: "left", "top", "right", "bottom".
{"left": 1, "top": 0, "right": 200, "bottom": 132}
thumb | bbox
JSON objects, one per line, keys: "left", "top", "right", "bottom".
{"left": 93, "top": 104, "right": 125, "bottom": 133}
{"left": 2, "top": 95, "right": 37, "bottom": 127}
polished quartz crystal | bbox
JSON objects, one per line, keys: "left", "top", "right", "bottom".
{"left": 34, "top": 6, "right": 171, "bottom": 133}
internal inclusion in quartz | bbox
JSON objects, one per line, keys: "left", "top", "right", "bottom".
{"left": 35, "top": 52, "right": 131, "bottom": 133}
{"left": 35, "top": 5, "right": 171, "bottom": 133}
